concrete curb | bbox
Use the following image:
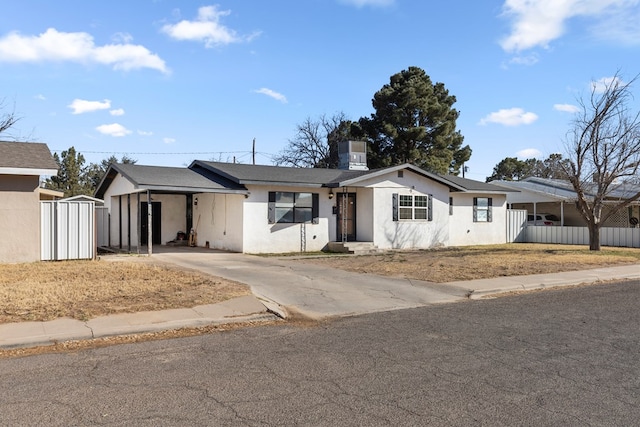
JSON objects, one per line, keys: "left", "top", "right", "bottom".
{"left": 0, "top": 295, "right": 278, "bottom": 350}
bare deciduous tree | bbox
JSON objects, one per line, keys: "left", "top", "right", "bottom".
{"left": 273, "top": 112, "right": 354, "bottom": 168}
{"left": 0, "top": 98, "right": 20, "bottom": 138}
{"left": 564, "top": 72, "right": 640, "bottom": 250}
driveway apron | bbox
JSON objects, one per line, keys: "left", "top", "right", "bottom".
{"left": 151, "top": 251, "right": 467, "bottom": 319}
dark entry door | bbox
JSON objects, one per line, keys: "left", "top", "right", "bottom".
{"left": 337, "top": 193, "right": 356, "bottom": 242}
{"left": 140, "top": 201, "right": 162, "bottom": 245}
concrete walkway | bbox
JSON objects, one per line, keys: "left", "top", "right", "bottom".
{"left": 2, "top": 248, "right": 639, "bottom": 349}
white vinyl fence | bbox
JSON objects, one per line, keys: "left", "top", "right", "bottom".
{"left": 507, "top": 209, "right": 527, "bottom": 243}
{"left": 507, "top": 209, "right": 640, "bottom": 248}
{"left": 525, "top": 225, "right": 640, "bottom": 248}
{"left": 41, "top": 200, "right": 95, "bottom": 261}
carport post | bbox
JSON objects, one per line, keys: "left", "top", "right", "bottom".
{"left": 147, "top": 190, "right": 152, "bottom": 256}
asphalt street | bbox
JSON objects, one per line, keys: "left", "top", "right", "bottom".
{"left": 1, "top": 279, "right": 639, "bottom": 426}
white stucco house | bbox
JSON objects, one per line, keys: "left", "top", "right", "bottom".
{"left": 95, "top": 145, "right": 513, "bottom": 254}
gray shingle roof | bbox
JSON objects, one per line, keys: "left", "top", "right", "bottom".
{"left": 439, "top": 175, "right": 518, "bottom": 193}
{"left": 0, "top": 141, "right": 58, "bottom": 172}
{"left": 192, "top": 161, "right": 368, "bottom": 187}
{"left": 94, "top": 163, "right": 247, "bottom": 198}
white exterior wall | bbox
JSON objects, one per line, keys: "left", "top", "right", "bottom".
{"left": 102, "top": 175, "right": 186, "bottom": 246}
{"left": 149, "top": 194, "right": 186, "bottom": 244}
{"left": 192, "top": 193, "right": 244, "bottom": 252}
{"left": 448, "top": 193, "right": 508, "bottom": 246}
{"left": 242, "top": 185, "right": 335, "bottom": 253}
{"left": 351, "top": 171, "right": 451, "bottom": 249}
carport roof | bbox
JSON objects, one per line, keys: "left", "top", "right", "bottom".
{"left": 94, "top": 163, "right": 248, "bottom": 199}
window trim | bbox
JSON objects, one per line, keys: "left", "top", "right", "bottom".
{"left": 392, "top": 193, "right": 432, "bottom": 221}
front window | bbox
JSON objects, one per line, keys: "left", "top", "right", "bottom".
{"left": 269, "top": 192, "right": 317, "bottom": 224}
{"left": 473, "top": 197, "right": 492, "bottom": 222}
{"left": 394, "top": 194, "right": 432, "bottom": 221}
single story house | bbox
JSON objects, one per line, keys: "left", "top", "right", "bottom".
{"left": 0, "top": 141, "right": 58, "bottom": 263}
{"left": 492, "top": 177, "right": 640, "bottom": 227}
{"left": 95, "top": 144, "right": 514, "bottom": 254}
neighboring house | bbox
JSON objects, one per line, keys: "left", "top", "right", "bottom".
{"left": 95, "top": 144, "right": 513, "bottom": 254}
{"left": 493, "top": 177, "right": 640, "bottom": 227}
{"left": 0, "top": 141, "right": 58, "bottom": 263}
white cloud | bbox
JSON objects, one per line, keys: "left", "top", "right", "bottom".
{"left": 479, "top": 108, "right": 538, "bottom": 126}
{"left": 96, "top": 123, "right": 132, "bottom": 137}
{"left": 338, "top": 0, "right": 395, "bottom": 7}
{"left": 163, "top": 137, "right": 176, "bottom": 144}
{"left": 34, "top": 94, "right": 46, "bottom": 101}
{"left": 254, "top": 87, "right": 288, "bottom": 103}
{"left": 591, "top": 76, "right": 623, "bottom": 93}
{"left": 68, "top": 98, "right": 111, "bottom": 114}
{"left": 138, "top": 130, "right": 153, "bottom": 136}
{"left": 0, "top": 28, "right": 168, "bottom": 73}
{"left": 499, "top": 0, "right": 635, "bottom": 53}
{"left": 110, "top": 108, "right": 125, "bottom": 116}
{"left": 554, "top": 103, "right": 580, "bottom": 113}
{"left": 516, "top": 148, "right": 543, "bottom": 159}
{"left": 162, "top": 5, "right": 259, "bottom": 47}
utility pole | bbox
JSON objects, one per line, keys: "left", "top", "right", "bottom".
{"left": 252, "top": 138, "right": 256, "bottom": 165}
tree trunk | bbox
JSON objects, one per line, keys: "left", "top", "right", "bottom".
{"left": 588, "top": 223, "right": 601, "bottom": 251}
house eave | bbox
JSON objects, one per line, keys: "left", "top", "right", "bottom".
{"left": 0, "top": 167, "right": 58, "bottom": 176}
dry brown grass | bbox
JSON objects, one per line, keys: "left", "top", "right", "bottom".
{"left": 0, "top": 260, "right": 250, "bottom": 324}
{"left": 300, "top": 244, "right": 640, "bottom": 283}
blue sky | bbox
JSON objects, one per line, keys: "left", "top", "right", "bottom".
{"left": 1, "top": 0, "right": 639, "bottom": 181}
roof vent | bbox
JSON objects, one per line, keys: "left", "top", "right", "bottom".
{"left": 338, "top": 140, "right": 368, "bottom": 171}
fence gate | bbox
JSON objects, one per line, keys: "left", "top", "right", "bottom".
{"left": 507, "top": 209, "right": 527, "bottom": 243}
{"left": 41, "top": 200, "right": 95, "bottom": 261}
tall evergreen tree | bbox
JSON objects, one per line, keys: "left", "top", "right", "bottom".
{"left": 46, "top": 146, "right": 91, "bottom": 197}
{"left": 358, "top": 66, "right": 471, "bottom": 174}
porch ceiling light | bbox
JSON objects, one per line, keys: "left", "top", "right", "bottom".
{"left": 328, "top": 189, "right": 334, "bottom": 199}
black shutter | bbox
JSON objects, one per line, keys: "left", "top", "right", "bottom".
{"left": 392, "top": 193, "right": 398, "bottom": 221}
{"left": 473, "top": 197, "right": 478, "bottom": 222}
{"left": 268, "top": 192, "right": 276, "bottom": 224}
{"left": 487, "top": 197, "right": 493, "bottom": 222}
{"left": 428, "top": 194, "right": 433, "bottom": 221}
{"left": 312, "top": 193, "right": 319, "bottom": 224}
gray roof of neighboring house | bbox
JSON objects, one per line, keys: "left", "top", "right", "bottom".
{"left": 94, "top": 163, "right": 248, "bottom": 199}
{"left": 492, "top": 176, "right": 640, "bottom": 201}
{"left": 0, "top": 141, "right": 58, "bottom": 174}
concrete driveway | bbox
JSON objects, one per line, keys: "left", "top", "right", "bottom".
{"left": 151, "top": 248, "right": 468, "bottom": 319}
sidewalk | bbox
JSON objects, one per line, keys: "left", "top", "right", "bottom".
{"left": 2, "top": 263, "right": 639, "bottom": 350}
{"left": 0, "top": 295, "right": 277, "bottom": 350}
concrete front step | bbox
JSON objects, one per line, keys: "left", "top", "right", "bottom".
{"left": 326, "top": 241, "right": 380, "bottom": 255}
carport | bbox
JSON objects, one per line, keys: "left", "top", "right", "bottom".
{"left": 95, "top": 163, "right": 249, "bottom": 255}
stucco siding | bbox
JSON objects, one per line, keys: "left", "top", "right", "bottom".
{"left": 242, "top": 185, "right": 334, "bottom": 253}
{"left": 449, "top": 193, "right": 508, "bottom": 246}
{"left": 0, "top": 175, "right": 40, "bottom": 262}
{"left": 193, "top": 193, "right": 244, "bottom": 252}
{"left": 357, "top": 171, "right": 451, "bottom": 249}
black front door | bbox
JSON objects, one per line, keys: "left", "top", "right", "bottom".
{"left": 337, "top": 193, "right": 356, "bottom": 242}
{"left": 140, "top": 201, "right": 162, "bottom": 245}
